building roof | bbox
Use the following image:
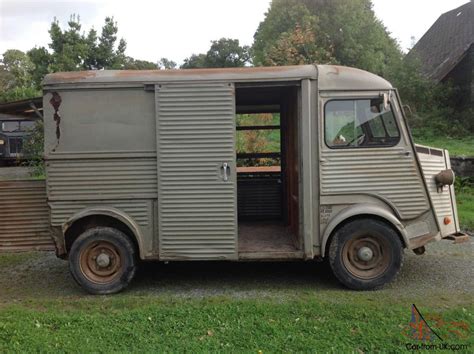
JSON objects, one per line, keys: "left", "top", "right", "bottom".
{"left": 409, "top": 1, "right": 474, "bottom": 81}
{"left": 0, "top": 97, "right": 43, "bottom": 119}
{"left": 43, "top": 64, "right": 393, "bottom": 91}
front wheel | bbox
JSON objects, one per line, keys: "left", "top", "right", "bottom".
{"left": 328, "top": 218, "right": 403, "bottom": 290}
{"left": 69, "top": 227, "right": 137, "bottom": 295}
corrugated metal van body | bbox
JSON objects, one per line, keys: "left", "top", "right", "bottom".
{"left": 320, "top": 147, "right": 430, "bottom": 219}
{"left": 0, "top": 180, "right": 54, "bottom": 251}
{"left": 43, "top": 89, "right": 158, "bottom": 256}
{"left": 417, "top": 146, "right": 459, "bottom": 236}
{"left": 156, "top": 82, "right": 237, "bottom": 260}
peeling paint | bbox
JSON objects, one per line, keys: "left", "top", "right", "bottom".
{"left": 49, "top": 92, "right": 62, "bottom": 149}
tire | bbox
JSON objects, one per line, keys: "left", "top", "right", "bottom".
{"left": 328, "top": 218, "right": 403, "bottom": 290}
{"left": 69, "top": 227, "right": 137, "bottom": 295}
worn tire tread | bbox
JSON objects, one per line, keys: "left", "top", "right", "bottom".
{"left": 328, "top": 218, "right": 404, "bottom": 290}
{"left": 69, "top": 227, "right": 137, "bottom": 295}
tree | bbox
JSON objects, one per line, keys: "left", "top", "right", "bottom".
{"left": 158, "top": 57, "right": 177, "bottom": 69}
{"left": 0, "top": 50, "right": 34, "bottom": 88}
{"left": 253, "top": 0, "right": 319, "bottom": 65}
{"left": 264, "top": 23, "right": 335, "bottom": 66}
{"left": 122, "top": 57, "right": 157, "bottom": 70}
{"left": 181, "top": 54, "right": 207, "bottom": 69}
{"left": 253, "top": 0, "right": 402, "bottom": 77}
{"left": 0, "top": 50, "right": 39, "bottom": 102}
{"left": 27, "top": 47, "right": 51, "bottom": 88}
{"left": 181, "top": 38, "right": 250, "bottom": 68}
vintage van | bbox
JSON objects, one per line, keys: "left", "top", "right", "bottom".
{"left": 42, "top": 65, "right": 467, "bottom": 294}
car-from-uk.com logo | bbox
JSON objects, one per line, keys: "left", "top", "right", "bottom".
{"left": 402, "top": 304, "right": 470, "bottom": 351}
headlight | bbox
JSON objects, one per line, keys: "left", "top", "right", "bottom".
{"left": 0, "top": 139, "right": 4, "bottom": 145}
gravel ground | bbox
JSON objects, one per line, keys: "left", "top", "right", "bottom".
{"left": 0, "top": 237, "right": 472, "bottom": 305}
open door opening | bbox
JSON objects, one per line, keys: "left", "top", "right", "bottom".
{"left": 235, "top": 83, "right": 302, "bottom": 259}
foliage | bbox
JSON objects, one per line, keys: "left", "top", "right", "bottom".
{"left": 264, "top": 23, "right": 335, "bottom": 66}
{"left": 0, "top": 86, "right": 40, "bottom": 103}
{"left": 122, "top": 57, "right": 157, "bottom": 70}
{"left": 158, "top": 58, "right": 177, "bottom": 70}
{"left": 21, "top": 120, "right": 45, "bottom": 178}
{"left": 0, "top": 50, "right": 39, "bottom": 102}
{"left": 236, "top": 114, "right": 280, "bottom": 167}
{"left": 253, "top": 0, "right": 401, "bottom": 77}
{"left": 45, "top": 15, "right": 127, "bottom": 73}
{"left": 181, "top": 38, "right": 250, "bottom": 68}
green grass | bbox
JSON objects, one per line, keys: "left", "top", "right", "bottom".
{"left": 457, "top": 186, "right": 474, "bottom": 231}
{"left": 0, "top": 252, "right": 39, "bottom": 268}
{"left": 414, "top": 135, "right": 474, "bottom": 157}
{"left": 0, "top": 297, "right": 472, "bottom": 352}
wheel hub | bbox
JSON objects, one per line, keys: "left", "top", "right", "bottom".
{"left": 79, "top": 241, "right": 122, "bottom": 284}
{"left": 357, "top": 246, "right": 374, "bottom": 261}
{"left": 96, "top": 253, "right": 111, "bottom": 268}
{"left": 342, "top": 235, "right": 391, "bottom": 280}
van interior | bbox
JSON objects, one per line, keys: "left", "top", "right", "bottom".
{"left": 235, "top": 83, "right": 302, "bottom": 258}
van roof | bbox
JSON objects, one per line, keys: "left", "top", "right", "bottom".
{"left": 43, "top": 64, "right": 393, "bottom": 91}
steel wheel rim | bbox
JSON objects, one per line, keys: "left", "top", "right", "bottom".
{"left": 79, "top": 241, "right": 123, "bottom": 284}
{"left": 341, "top": 234, "right": 391, "bottom": 280}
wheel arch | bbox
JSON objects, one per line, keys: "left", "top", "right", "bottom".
{"left": 320, "top": 204, "right": 408, "bottom": 258}
{"left": 62, "top": 207, "right": 146, "bottom": 259}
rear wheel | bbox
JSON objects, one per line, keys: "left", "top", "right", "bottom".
{"left": 69, "top": 227, "right": 137, "bottom": 295}
{"left": 328, "top": 218, "right": 403, "bottom": 290}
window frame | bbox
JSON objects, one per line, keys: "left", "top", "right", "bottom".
{"left": 323, "top": 97, "right": 401, "bottom": 150}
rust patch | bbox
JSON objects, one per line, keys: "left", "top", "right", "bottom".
{"left": 409, "top": 233, "right": 437, "bottom": 249}
{"left": 49, "top": 92, "right": 62, "bottom": 149}
{"left": 48, "top": 71, "right": 96, "bottom": 81}
{"left": 115, "top": 65, "right": 300, "bottom": 77}
{"left": 237, "top": 166, "right": 281, "bottom": 173}
{"left": 51, "top": 225, "right": 67, "bottom": 258}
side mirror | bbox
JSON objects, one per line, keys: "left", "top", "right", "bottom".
{"left": 383, "top": 93, "right": 390, "bottom": 111}
{"left": 402, "top": 104, "right": 413, "bottom": 116}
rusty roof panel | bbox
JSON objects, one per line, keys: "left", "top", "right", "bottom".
{"left": 0, "top": 180, "right": 54, "bottom": 252}
{"left": 43, "top": 64, "right": 394, "bottom": 91}
{"left": 317, "top": 65, "right": 393, "bottom": 91}
{"left": 43, "top": 65, "right": 318, "bottom": 87}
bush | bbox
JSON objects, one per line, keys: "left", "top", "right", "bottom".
{"left": 21, "top": 120, "right": 44, "bottom": 178}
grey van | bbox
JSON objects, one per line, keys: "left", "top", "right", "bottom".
{"left": 42, "top": 65, "right": 467, "bottom": 294}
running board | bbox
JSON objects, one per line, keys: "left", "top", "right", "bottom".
{"left": 238, "top": 251, "right": 304, "bottom": 260}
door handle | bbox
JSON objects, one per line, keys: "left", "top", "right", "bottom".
{"left": 222, "top": 162, "right": 229, "bottom": 182}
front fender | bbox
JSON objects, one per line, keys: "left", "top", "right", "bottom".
{"left": 320, "top": 203, "right": 408, "bottom": 257}
{"left": 63, "top": 206, "right": 146, "bottom": 259}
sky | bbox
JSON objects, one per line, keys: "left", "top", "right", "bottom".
{"left": 0, "top": 0, "right": 469, "bottom": 64}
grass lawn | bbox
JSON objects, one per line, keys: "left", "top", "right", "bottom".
{"left": 1, "top": 296, "right": 472, "bottom": 352}
{"left": 413, "top": 135, "right": 474, "bottom": 157}
{"left": 457, "top": 186, "right": 474, "bottom": 231}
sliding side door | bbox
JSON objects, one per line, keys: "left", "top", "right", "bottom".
{"left": 156, "top": 82, "right": 237, "bottom": 260}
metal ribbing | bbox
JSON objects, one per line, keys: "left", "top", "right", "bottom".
{"left": 321, "top": 148, "right": 430, "bottom": 219}
{"left": 0, "top": 180, "right": 53, "bottom": 251}
{"left": 418, "top": 151, "right": 456, "bottom": 235}
{"left": 156, "top": 82, "right": 237, "bottom": 260}
{"left": 47, "top": 157, "right": 157, "bottom": 200}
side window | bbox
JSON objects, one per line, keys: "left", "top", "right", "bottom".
{"left": 325, "top": 98, "right": 400, "bottom": 148}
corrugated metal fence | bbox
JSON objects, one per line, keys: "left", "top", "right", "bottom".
{"left": 0, "top": 180, "right": 54, "bottom": 252}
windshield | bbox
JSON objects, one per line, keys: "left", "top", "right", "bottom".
{"left": 1, "top": 120, "right": 35, "bottom": 133}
